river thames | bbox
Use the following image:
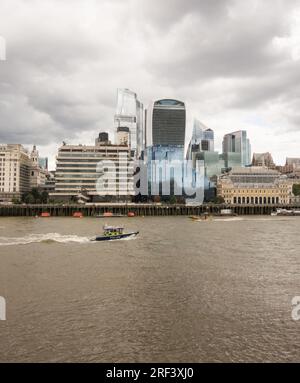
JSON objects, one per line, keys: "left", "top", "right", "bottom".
{"left": 0, "top": 216, "right": 300, "bottom": 362}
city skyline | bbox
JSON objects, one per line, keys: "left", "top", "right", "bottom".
{"left": 1, "top": 0, "right": 300, "bottom": 169}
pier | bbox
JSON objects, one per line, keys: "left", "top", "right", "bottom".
{"left": 0, "top": 203, "right": 300, "bottom": 217}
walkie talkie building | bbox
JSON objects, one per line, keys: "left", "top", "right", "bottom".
{"left": 146, "top": 99, "right": 186, "bottom": 147}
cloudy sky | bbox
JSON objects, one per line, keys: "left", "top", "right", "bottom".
{"left": 1, "top": 0, "right": 300, "bottom": 169}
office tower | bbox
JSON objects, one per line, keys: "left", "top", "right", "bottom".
{"left": 117, "top": 127, "right": 130, "bottom": 146}
{"left": 222, "top": 130, "right": 251, "bottom": 167}
{"left": 186, "top": 120, "right": 214, "bottom": 162}
{"left": 186, "top": 119, "right": 203, "bottom": 161}
{"left": 114, "top": 88, "right": 144, "bottom": 158}
{"left": 203, "top": 128, "right": 214, "bottom": 152}
{"left": 38, "top": 157, "right": 48, "bottom": 170}
{"left": 0, "top": 144, "right": 31, "bottom": 202}
{"left": 51, "top": 135, "right": 134, "bottom": 203}
{"left": 144, "top": 99, "right": 186, "bottom": 198}
{"left": 221, "top": 152, "right": 242, "bottom": 170}
{"left": 146, "top": 99, "right": 186, "bottom": 146}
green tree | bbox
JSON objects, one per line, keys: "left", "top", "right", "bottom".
{"left": 169, "top": 196, "right": 177, "bottom": 204}
{"left": 212, "top": 196, "right": 225, "bottom": 204}
{"left": 24, "top": 193, "right": 35, "bottom": 204}
{"left": 41, "top": 191, "right": 49, "bottom": 204}
{"left": 293, "top": 184, "right": 300, "bottom": 196}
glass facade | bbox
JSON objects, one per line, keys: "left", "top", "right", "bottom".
{"left": 146, "top": 145, "right": 184, "bottom": 196}
{"left": 222, "top": 130, "right": 251, "bottom": 167}
{"left": 114, "top": 88, "right": 144, "bottom": 158}
{"left": 150, "top": 99, "right": 186, "bottom": 146}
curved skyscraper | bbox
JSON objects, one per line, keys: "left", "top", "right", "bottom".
{"left": 146, "top": 99, "right": 186, "bottom": 147}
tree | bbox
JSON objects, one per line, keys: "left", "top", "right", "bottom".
{"left": 212, "top": 196, "right": 225, "bottom": 204}
{"left": 41, "top": 191, "right": 49, "bottom": 204}
{"left": 24, "top": 193, "right": 35, "bottom": 204}
{"left": 169, "top": 196, "right": 177, "bottom": 204}
{"left": 293, "top": 184, "right": 300, "bottom": 196}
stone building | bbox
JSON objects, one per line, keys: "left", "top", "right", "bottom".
{"left": 217, "top": 167, "right": 292, "bottom": 205}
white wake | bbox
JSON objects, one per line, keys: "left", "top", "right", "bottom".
{"left": 0, "top": 233, "right": 92, "bottom": 246}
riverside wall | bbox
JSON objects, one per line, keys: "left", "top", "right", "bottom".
{"left": 0, "top": 204, "right": 300, "bottom": 217}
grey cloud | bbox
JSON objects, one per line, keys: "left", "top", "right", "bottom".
{"left": 0, "top": 0, "right": 299, "bottom": 166}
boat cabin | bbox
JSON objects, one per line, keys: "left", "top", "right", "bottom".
{"left": 103, "top": 226, "right": 124, "bottom": 236}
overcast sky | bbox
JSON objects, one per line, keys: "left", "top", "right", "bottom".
{"left": 1, "top": 0, "right": 300, "bottom": 169}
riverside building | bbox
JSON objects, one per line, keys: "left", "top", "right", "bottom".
{"left": 217, "top": 167, "right": 292, "bottom": 205}
{"left": 0, "top": 144, "right": 31, "bottom": 203}
{"left": 50, "top": 134, "right": 134, "bottom": 202}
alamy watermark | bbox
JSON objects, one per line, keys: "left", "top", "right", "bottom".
{"left": 0, "top": 36, "right": 6, "bottom": 61}
{"left": 0, "top": 296, "right": 6, "bottom": 321}
{"left": 292, "top": 296, "right": 300, "bottom": 321}
{"left": 95, "top": 155, "right": 205, "bottom": 203}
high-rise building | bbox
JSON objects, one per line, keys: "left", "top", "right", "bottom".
{"left": 51, "top": 136, "right": 134, "bottom": 202}
{"left": 95, "top": 132, "right": 110, "bottom": 146}
{"left": 222, "top": 130, "right": 251, "bottom": 167}
{"left": 203, "top": 128, "right": 214, "bottom": 152}
{"left": 144, "top": 99, "right": 186, "bottom": 199}
{"left": 0, "top": 144, "right": 31, "bottom": 202}
{"left": 146, "top": 99, "right": 186, "bottom": 147}
{"left": 186, "top": 120, "right": 214, "bottom": 161}
{"left": 38, "top": 157, "right": 48, "bottom": 170}
{"left": 114, "top": 88, "right": 144, "bottom": 158}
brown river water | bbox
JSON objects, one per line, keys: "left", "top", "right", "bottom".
{"left": 0, "top": 216, "right": 300, "bottom": 362}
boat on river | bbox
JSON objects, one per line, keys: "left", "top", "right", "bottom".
{"left": 92, "top": 226, "right": 139, "bottom": 241}
{"left": 189, "top": 213, "right": 213, "bottom": 222}
{"left": 271, "top": 208, "right": 300, "bottom": 216}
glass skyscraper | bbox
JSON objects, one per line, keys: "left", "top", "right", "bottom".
{"left": 222, "top": 130, "right": 251, "bottom": 167}
{"left": 144, "top": 99, "right": 186, "bottom": 198}
{"left": 114, "top": 88, "right": 144, "bottom": 158}
{"left": 146, "top": 99, "right": 186, "bottom": 147}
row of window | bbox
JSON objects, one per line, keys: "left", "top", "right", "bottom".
{"left": 232, "top": 196, "right": 280, "bottom": 204}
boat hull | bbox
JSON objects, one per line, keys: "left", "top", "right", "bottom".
{"left": 92, "top": 232, "right": 139, "bottom": 241}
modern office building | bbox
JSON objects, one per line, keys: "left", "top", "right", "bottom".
{"left": 38, "top": 157, "right": 48, "bottom": 170}
{"left": 222, "top": 130, "right": 251, "bottom": 167}
{"left": 146, "top": 99, "right": 186, "bottom": 147}
{"left": 114, "top": 88, "right": 144, "bottom": 158}
{"left": 202, "top": 128, "right": 214, "bottom": 152}
{"left": 0, "top": 144, "right": 31, "bottom": 202}
{"left": 144, "top": 99, "right": 187, "bottom": 199}
{"left": 217, "top": 167, "right": 292, "bottom": 205}
{"left": 186, "top": 119, "right": 214, "bottom": 161}
{"left": 221, "top": 152, "right": 242, "bottom": 170}
{"left": 252, "top": 152, "right": 276, "bottom": 168}
{"left": 51, "top": 135, "right": 134, "bottom": 202}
